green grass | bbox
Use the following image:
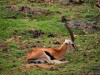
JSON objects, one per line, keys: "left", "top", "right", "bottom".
{"left": 0, "top": 1, "right": 100, "bottom": 75}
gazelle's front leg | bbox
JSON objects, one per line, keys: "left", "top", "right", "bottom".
{"left": 43, "top": 51, "right": 54, "bottom": 64}
{"left": 38, "top": 51, "right": 68, "bottom": 64}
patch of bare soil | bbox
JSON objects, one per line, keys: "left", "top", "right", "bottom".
{"left": 47, "top": 33, "right": 55, "bottom": 38}
{"left": 35, "top": 64, "right": 58, "bottom": 70}
{"left": 0, "top": 42, "right": 9, "bottom": 52}
{"left": 17, "top": 40, "right": 44, "bottom": 50}
{"left": 28, "top": 0, "right": 56, "bottom": 4}
{"left": 69, "top": 21, "right": 99, "bottom": 29}
{"left": 22, "top": 29, "right": 45, "bottom": 38}
{"left": 68, "top": 21, "right": 100, "bottom": 33}
{"left": 6, "top": 36, "right": 22, "bottom": 42}
{"left": 53, "top": 40, "right": 61, "bottom": 45}
{"left": 31, "top": 30, "right": 44, "bottom": 38}
{"left": 6, "top": 5, "right": 51, "bottom": 17}
{"left": 18, "top": 64, "right": 58, "bottom": 72}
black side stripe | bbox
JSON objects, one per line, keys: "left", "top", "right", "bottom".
{"left": 44, "top": 51, "right": 55, "bottom": 60}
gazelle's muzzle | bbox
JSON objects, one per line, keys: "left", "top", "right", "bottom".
{"left": 71, "top": 44, "right": 78, "bottom": 51}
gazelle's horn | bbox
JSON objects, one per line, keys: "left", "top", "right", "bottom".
{"left": 64, "top": 22, "right": 78, "bottom": 51}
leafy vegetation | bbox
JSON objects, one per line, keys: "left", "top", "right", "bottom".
{"left": 0, "top": 0, "right": 100, "bottom": 75}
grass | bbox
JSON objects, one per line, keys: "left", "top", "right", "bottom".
{"left": 0, "top": 1, "right": 100, "bottom": 75}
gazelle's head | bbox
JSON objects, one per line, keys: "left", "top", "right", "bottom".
{"left": 64, "top": 39, "right": 77, "bottom": 51}
{"left": 64, "top": 39, "right": 74, "bottom": 45}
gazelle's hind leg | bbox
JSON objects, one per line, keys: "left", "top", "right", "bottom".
{"left": 29, "top": 59, "right": 68, "bottom": 64}
{"left": 28, "top": 59, "right": 47, "bottom": 64}
{"left": 52, "top": 60, "right": 69, "bottom": 64}
{"left": 27, "top": 51, "right": 54, "bottom": 64}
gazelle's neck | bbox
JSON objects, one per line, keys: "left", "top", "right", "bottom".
{"left": 58, "top": 43, "right": 69, "bottom": 50}
{"left": 57, "top": 43, "right": 70, "bottom": 58}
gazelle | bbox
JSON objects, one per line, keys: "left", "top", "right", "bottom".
{"left": 26, "top": 22, "right": 77, "bottom": 64}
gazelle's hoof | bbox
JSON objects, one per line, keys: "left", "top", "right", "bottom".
{"left": 64, "top": 61, "right": 69, "bottom": 64}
